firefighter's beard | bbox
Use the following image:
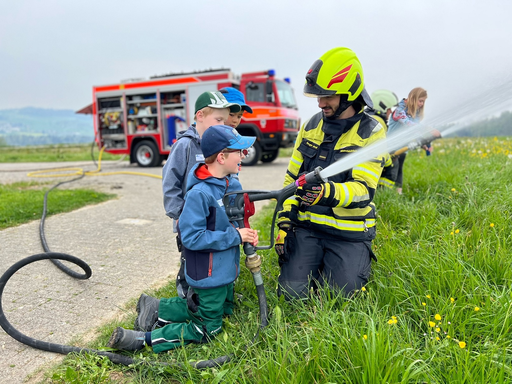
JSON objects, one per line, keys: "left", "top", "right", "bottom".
{"left": 325, "top": 100, "right": 353, "bottom": 120}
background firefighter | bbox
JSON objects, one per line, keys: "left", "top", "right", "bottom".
{"left": 275, "top": 47, "right": 387, "bottom": 300}
{"left": 366, "top": 89, "right": 400, "bottom": 189}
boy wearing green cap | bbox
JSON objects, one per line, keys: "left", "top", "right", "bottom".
{"left": 162, "top": 91, "right": 241, "bottom": 298}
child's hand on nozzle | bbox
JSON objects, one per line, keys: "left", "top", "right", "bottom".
{"left": 237, "top": 228, "right": 259, "bottom": 246}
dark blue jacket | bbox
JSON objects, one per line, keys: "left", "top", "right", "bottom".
{"left": 178, "top": 163, "right": 243, "bottom": 288}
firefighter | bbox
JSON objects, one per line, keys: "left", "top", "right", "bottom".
{"left": 365, "top": 90, "right": 400, "bottom": 189}
{"left": 366, "top": 89, "right": 399, "bottom": 127}
{"left": 275, "top": 47, "right": 387, "bottom": 300}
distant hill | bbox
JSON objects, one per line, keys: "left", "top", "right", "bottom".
{"left": 443, "top": 110, "right": 512, "bottom": 137}
{"left": 0, "top": 107, "right": 94, "bottom": 146}
{"left": 0, "top": 107, "right": 510, "bottom": 147}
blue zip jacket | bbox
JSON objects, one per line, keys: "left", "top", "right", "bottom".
{"left": 178, "top": 163, "right": 243, "bottom": 289}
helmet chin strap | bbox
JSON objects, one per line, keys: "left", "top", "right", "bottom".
{"left": 326, "top": 98, "right": 353, "bottom": 120}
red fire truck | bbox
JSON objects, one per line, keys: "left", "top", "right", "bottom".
{"left": 80, "top": 68, "right": 300, "bottom": 167}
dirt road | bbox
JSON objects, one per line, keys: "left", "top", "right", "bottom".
{"left": 0, "top": 158, "right": 289, "bottom": 383}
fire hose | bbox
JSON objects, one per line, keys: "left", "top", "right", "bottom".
{"left": 391, "top": 130, "right": 442, "bottom": 157}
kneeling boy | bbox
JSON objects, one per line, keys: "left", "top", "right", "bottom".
{"left": 107, "top": 125, "right": 258, "bottom": 352}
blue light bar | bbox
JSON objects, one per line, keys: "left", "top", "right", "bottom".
{"left": 284, "top": 77, "right": 291, "bottom": 83}
{"left": 268, "top": 69, "right": 276, "bottom": 76}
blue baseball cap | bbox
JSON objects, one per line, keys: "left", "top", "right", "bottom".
{"left": 201, "top": 125, "right": 256, "bottom": 158}
{"left": 219, "top": 87, "right": 253, "bottom": 114}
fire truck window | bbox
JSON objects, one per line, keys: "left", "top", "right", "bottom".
{"left": 245, "top": 83, "right": 265, "bottom": 103}
{"left": 276, "top": 80, "right": 298, "bottom": 109}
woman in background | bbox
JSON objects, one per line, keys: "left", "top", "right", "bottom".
{"left": 387, "top": 87, "right": 432, "bottom": 194}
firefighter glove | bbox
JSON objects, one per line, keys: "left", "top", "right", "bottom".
{"left": 275, "top": 229, "right": 288, "bottom": 257}
{"left": 296, "top": 181, "right": 337, "bottom": 209}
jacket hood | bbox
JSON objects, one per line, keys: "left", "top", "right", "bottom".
{"left": 185, "top": 163, "right": 230, "bottom": 192}
{"left": 176, "top": 124, "right": 200, "bottom": 141}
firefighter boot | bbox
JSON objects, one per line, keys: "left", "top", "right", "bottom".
{"left": 134, "top": 294, "right": 160, "bottom": 332}
{"left": 107, "top": 327, "right": 145, "bottom": 351}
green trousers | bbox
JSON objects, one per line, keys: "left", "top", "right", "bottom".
{"left": 150, "top": 283, "right": 234, "bottom": 353}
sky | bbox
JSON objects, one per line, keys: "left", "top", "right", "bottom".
{"left": 1, "top": 0, "right": 512, "bottom": 127}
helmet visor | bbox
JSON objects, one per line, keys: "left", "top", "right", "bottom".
{"left": 303, "top": 81, "right": 337, "bottom": 98}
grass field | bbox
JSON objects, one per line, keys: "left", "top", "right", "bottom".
{"left": 0, "top": 181, "right": 115, "bottom": 230}
{"left": 0, "top": 143, "right": 125, "bottom": 163}
{"left": 10, "top": 137, "right": 512, "bottom": 383}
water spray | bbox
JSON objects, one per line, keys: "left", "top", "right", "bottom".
{"left": 322, "top": 77, "right": 512, "bottom": 179}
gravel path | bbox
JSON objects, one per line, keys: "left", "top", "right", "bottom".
{"left": 0, "top": 158, "right": 289, "bottom": 383}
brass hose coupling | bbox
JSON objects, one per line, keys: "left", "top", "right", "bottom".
{"left": 245, "top": 254, "right": 262, "bottom": 273}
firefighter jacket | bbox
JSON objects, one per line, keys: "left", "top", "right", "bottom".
{"left": 365, "top": 108, "right": 394, "bottom": 189}
{"left": 178, "top": 163, "right": 243, "bottom": 289}
{"left": 365, "top": 108, "right": 393, "bottom": 167}
{"left": 365, "top": 108, "right": 388, "bottom": 130}
{"left": 278, "top": 109, "right": 387, "bottom": 241}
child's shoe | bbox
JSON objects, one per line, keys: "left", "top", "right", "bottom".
{"left": 134, "top": 294, "right": 160, "bottom": 331}
{"left": 107, "top": 327, "right": 145, "bottom": 351}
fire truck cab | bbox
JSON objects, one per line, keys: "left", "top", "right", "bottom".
{"left": 85, "top": 68, "right": 299, "bottom": 167}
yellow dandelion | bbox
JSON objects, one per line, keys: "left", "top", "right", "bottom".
{"left": 426, "top": 295, "right": 431, "bottom": 299}
{"left": 455, "top": 229, "right": 460, "bottom": 234}
{"left": 450, "top": 297, "right": 455, "bottom": 303}
{"left": 435, "top": 314, "right": 442, "bottom": 321}
{"left": 363, "top": 334, "right": 368, "bottom": 340}
{"left": 446, "top": 335, "right": 451, "bottom": 339}
{"left": 451, "top": 188, "right": 456, "bottom": 192}
{"left": 361, "top": 286, "right": 366, "bottom": 292}
{"left": 435, "top": 327, "right": 441, "bottom": 332}
{"left": 459, "top": 341, "right": 466, "bottom": 349}
{"left": 436, "top": 336, "right": 440, "bottom": 341}
{"left": 392, "top": 316, "right": 397, "bottom": 320}
{"left": 393, "top": 319, "right": 398, "bottom": 324}
{"left": 387, "top": 319, "right": 394, "bottom": 325}
{"left": 490, "top": 223, "right": 495, "bottom": 228}
{"left": 422, "top": 302, "right": 426, "bottom": 306}
{"left": 474, "top": 307, "right": 480, "bottom": 311}
{"left": 450, "top": 231, "right": 454, "bottom": 235}
{"left": 429, "top": 321, "right": 436, "bottom": 327}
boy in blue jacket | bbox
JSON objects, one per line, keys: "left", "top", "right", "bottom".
{"left": 107, "top": 125, "right": 258, "bottom": 353}
{"left": 164, "top": 88, "right": 252, "bottom": 299}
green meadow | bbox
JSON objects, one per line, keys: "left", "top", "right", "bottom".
{"left": 19, "top": 137, "right": 512, "bottom": 383}
{"left": 0, "top": 143, "right": 125, "bottom": 163}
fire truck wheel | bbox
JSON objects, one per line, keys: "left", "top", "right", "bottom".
{"left": 241, "top": 141, "right": 261, "bottom": 166}
{"left": 133, "top": 140, "right": 161, "bottom": 167}
{"left": 260, "top": 149, "right": 279, "bottom": 163}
